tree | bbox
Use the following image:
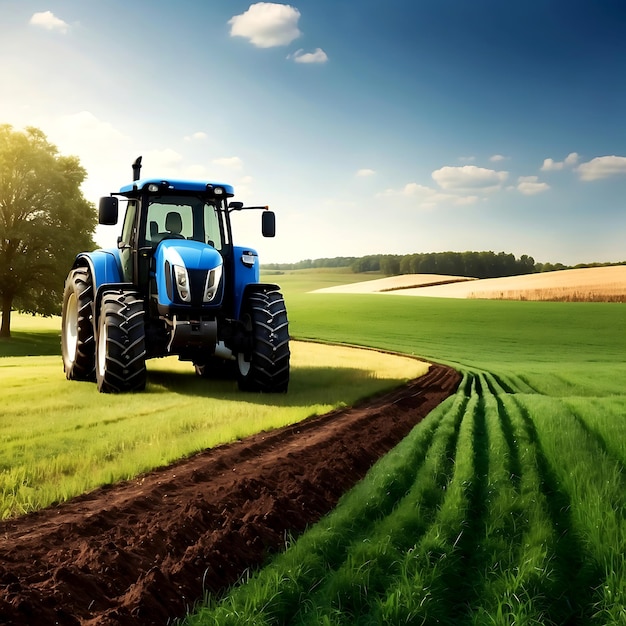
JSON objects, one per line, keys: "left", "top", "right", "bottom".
{"left": 0, "top": 125, "right": 96, "bottom": 337}
{"left": 379, "top": 254, "right": 401, "bottom": 276}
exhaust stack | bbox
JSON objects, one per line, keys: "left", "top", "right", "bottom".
{"left": 132, "top": 156, "right": 142, "bottom": 182}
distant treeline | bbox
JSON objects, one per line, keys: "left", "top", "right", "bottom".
{"left": 262, "top": 252, "right": 626, "bottom": 279}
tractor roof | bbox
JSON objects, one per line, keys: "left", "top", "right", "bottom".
{"left": 119, "top": 178, "right": 235, "bottom": 197}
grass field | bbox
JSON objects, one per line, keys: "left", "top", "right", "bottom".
{"left": 0, "top": 313, "right": 426, "bottom": 519}
{"left": 183, "top": 270, "right": 626, "bottom": 625}
{"left": 2, "top": 268, "right": 626, "bottom": 624}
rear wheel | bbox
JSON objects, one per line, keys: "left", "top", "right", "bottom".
{"left": 61, "top": 267, "right": 95, "bottom": 381}
{"left": 237, "top": 289, "right": 290, "bottom": 392}
{"left": 96, "top": 291, "right": 147, "bottom": 393}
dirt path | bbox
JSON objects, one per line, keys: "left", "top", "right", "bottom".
{"left": 0, "top": 364, "right": 461, "bottom": 626}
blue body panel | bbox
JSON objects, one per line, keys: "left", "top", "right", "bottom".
{"left": 232, "top": 246, "right": 260, "bottom": 319}
{"left": 74, "top": 249, "right": 123, "bottom": 291}
{"left": 119, "top": 179, "right": 235, "bottom": 196}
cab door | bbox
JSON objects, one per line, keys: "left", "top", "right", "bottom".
{"left": 118, "top": 200, "right": 138, "bottom": 283}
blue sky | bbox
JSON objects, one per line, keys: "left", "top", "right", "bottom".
{"left": 1, "top": 0, "right": 625, "bottom": 265}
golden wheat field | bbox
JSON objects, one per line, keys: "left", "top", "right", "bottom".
{"left": 316, "top": 266, "right": 626, "bottom": 302}
{"left": 312, "top": 273, "right": 476, "bottom": 294}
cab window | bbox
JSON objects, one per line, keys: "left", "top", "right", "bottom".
{"left": 144, "top": 196, "right": 224, "bottom": 251}
{"left": 120, "top": 201, "right": 137, "bottom": 246}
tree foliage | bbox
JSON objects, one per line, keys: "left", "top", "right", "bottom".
{"left": 264, "top": 253, "right": 626, "bottom": 277}
{"left": 385, "top": 251, "right": 537, "bottom": 278}
{"left": 264, "top": 251, "right": 538, "bottom": 277}
{"left": 0, "top": 125, "right": 96, "bottom": 337}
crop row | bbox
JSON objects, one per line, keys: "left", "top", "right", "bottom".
{"left": 187, "top": 370, "right": 626, "bottom": 625}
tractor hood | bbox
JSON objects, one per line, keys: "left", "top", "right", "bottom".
{"left": 155, "top": 239, "right": 222, "bottom": 271}
{"left": 154, "top": 239, "right": 224, "bottom": 310}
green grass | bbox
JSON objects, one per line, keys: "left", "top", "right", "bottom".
{"left": 261, "top": 267, "right": 384, "bottom": 296}
{"left": 286, "top": 291, "right": 624, "bottom": 367}
{"left": 0, "top": 317, "right": 426, "bottom": 519}
{"left": 184, "top": 273, "right": 626, "bottom": 625}
{"left": 0, "top": 314, "right": 60, "bottom": 357}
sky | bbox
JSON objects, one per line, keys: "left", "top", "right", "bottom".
{"left": 1, "top": 0, "right": 625, "bottom": 265}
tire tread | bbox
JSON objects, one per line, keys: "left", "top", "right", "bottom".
{"left": 238, "top": 289, "right": 290, "bottom": 392}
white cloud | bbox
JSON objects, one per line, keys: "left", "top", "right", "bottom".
{"left": 229, "top": 3, "right": 301, "bottom": 48}
{"left": 516, "top": 175, "right": 550, "bottom": 195}
{"left": 397, "top": 183, "right": 435, "bottom": 197}
{"left": 35, "top": 111, "right": 134, "bottom": 196}
{"left": 290, "top": 48, "right": 328, "bottom": 64}
{"left": 577, "top": 155, "right": 626, "bottom": 181}
{"left": 378, "top": 182, "right": 478, "bottom": 208}
{"left": 356, "top": 168, "right": 375, "bottom": 177}
{"left": 541, "top": 158, "right": 562, "bottom": 171}
{"left": 541, "top": 152, "right": 579, "bottom": 171}
{"left": 184, "top": 131, "right": 207, "bottom": 142}
{"left": 232, "top": 175, "right": 254, "bottom": 200}
{"left": 489, "top": 154, "right": 507, "bottom": 162}
{"left": 51, "top": 111, "right": 128, "bottom": 145}
{"left": 431, "top": 165, "right": 508, "bottom": 192}
{"left": 143, "top": 148, "right": 184, "bottom": 171}
{"left": 186, "top": 164, "right": 209, "bottom": 179}
{"left": 29, "top": 11, "right": 70, "bottom": 34}
{"left": 454, "top": 195, "right": 479, "bottom": 206}
{"left": 212, "top": 156, "right": 243, "bottom": 169}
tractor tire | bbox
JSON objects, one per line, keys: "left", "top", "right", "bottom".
{"left": 61, "top": 267, "right": 95, "bottom": 381}
{"left": 237, "top": 289, "right": 290, "bottom": 392}
{"left": 96, "top": 291, "right": 147, "bottom": 393}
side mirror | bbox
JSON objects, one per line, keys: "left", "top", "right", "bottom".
{"left": 99, "top": 197, "right": 119, "bottom": 225}
{"left": 262, "top": 211, "right": 276, "bottom": 237}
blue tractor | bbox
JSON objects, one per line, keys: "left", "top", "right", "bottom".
{"left": 61, "top": 157, "right": 290, "bottom": 393}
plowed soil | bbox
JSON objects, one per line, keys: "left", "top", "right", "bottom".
{"left": 0, "top": 364, "right": 461, "bottom": 626}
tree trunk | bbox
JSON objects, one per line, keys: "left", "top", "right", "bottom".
{"left": 1, "top": 294, "right": 12, "bottom": 338}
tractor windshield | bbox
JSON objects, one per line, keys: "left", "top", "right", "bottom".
{"left": 144, "top": 195, "right": 224, "bottom": 251}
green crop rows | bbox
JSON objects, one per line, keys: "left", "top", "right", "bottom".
{"left": 185, "top": 272, "right": 626, "bottom": 625}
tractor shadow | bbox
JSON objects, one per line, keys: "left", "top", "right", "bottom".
{"left": 146, "top": 364, "right": 409, "bottom": 410}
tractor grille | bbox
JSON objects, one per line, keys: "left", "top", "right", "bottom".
{"left": 187, "top": 268, "right": 223, "bottom": 307}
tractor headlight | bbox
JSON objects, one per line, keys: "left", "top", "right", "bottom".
{"left": 173, "top": 264, "right": 191, "bottom": 302}
{"left": 203, "top": 264, "right": 223, "bottom": 302}
{"left": 241, "top": 250, "right": 258, "bottom": 268}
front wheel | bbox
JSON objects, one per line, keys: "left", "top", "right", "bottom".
{"left": 237, "top": 289, "right": 290, "bottom": 392}
{"left": 96, "top": 291, "right": 147, "bottom": 393}
{"left": 61, "top": 267, "right": 95, "bottom": 381}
